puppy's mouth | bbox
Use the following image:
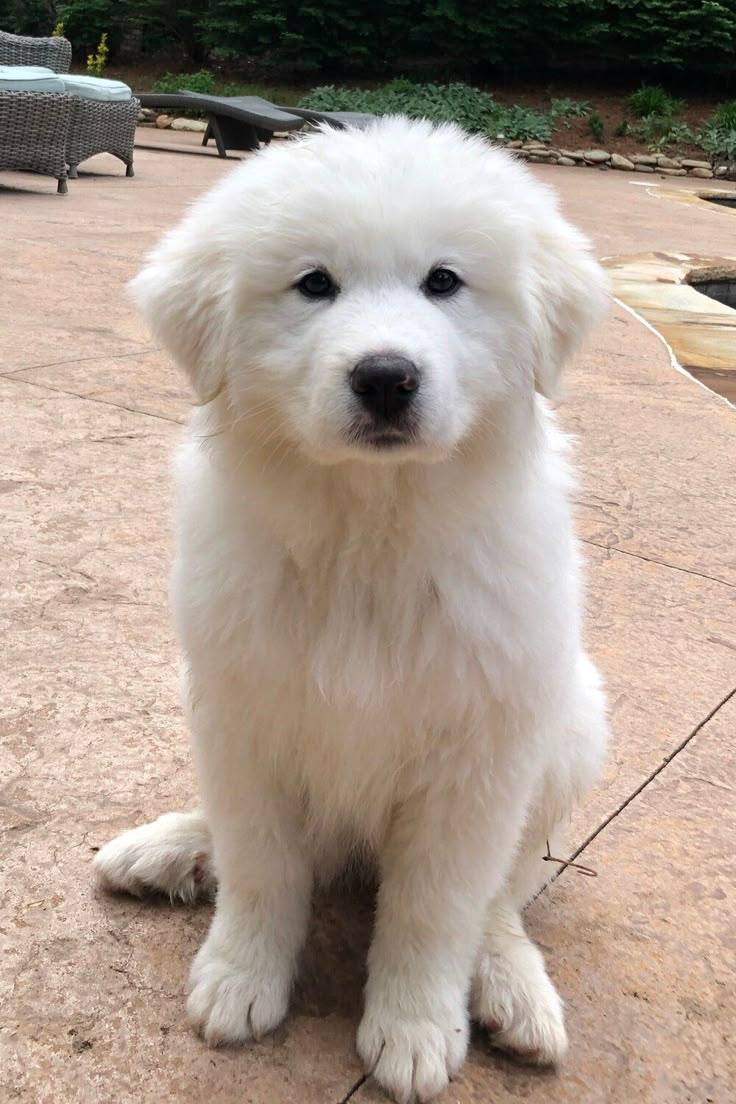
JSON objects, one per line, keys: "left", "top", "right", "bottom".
{"left": 348, "top": 420, "right": 418, "bottom": 451}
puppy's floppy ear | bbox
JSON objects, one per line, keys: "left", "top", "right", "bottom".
{"left": 527, "top": 216, "right": 608, "bottom": 399}
{"left": 129, "top": 218, "right": 232, "bottom": 404}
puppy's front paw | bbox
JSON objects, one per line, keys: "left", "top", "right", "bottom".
{"left": 357, "top": 998, "right": 468, "bottom": 1104}
{"left": 187, "top": 938, "right": 290, "bottom": 1047}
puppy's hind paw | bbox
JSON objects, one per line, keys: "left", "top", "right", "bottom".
{"left": 472, "top": 945, "right": 568, "bottom": 1066}
{"left": 93, "top": 811, "right": 215, "bottom": 903}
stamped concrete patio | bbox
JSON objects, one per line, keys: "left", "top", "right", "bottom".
{"left": 1, "top": 133, "right": 735, "bottom": 1104}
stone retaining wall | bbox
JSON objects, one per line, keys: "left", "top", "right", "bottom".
{"left": 507, "top": 140, "right": 720, "bottom": 178}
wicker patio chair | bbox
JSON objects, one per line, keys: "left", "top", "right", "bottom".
{"left": 0, "top": 88, "right": 73, "bottom": 192}
{"left": 0, "top": 30, "right": 138, "bottom": 178}
{"left": 65, "top": 92, "right": 138, "bottom": 178}
{"left": 0, "top": 29, "right": 71, "bottom": 73}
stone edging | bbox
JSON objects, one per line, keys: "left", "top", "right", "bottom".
{"left": 507, "top": 141, "right": 720, "bottom": 178}
{"left": 138, "top": 108, "right": 207, "bottom": 133}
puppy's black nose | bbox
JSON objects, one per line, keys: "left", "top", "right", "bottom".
{"left": 349, "top": 355, "right": 420, "bottom": 421}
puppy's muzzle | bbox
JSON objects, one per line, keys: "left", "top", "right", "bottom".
{"left": 349, "top": 354, "right": 420, "bottom": 424}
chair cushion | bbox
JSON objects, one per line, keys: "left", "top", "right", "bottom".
{"left": 58, "top": 74, "right": 132, "bottom": 102}
{"left": 0, "top": 64, "right": 65, "bottom": 93}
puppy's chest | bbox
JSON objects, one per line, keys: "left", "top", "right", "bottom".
{"left": 252, "top": 535, "right": 521, "bottom": 713}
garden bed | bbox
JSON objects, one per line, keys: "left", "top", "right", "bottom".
{"left": 115, "top": 66, "right": 736, "bottom": 178}
{"left": 495, "top": 83, "right": 714, "bottom": 161}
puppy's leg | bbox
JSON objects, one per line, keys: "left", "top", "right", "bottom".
{"left": 358, "top": 779, "right": 524, "bottom": 1104}
{"left": 186, "top": 685, "right": 312, "bottom": 1047}
{"left": 472, "top": 804, "right": 572, "bottom": 1064}
{"left": 94, "top": 810, "right": 214, "bottom": 902}
{"left": 472, "top": 896, "right": 568, "bottom": 1065}
{"left": 473, "top": 655, "right": 607, "bottom": 1065}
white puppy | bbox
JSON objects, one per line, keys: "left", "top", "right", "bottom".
{"left": 95, "top": 118, "right": 608, "bottom": 1103}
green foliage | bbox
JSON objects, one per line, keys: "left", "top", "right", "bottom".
{"left": 151, "top": 69, "right": 302, "bottom": 108}
{"left": 8, "top": 1, "right": 736, "bottom": 79}
{"left": 638, "top": 117, "right": 693, "bottom": 152}
{"left": 622, "top": 83, "right": 693, "bottom": 152}
{"left": 55, "top": 1, "right": 206, "bottom": 60}
{"left": 86, "top": 29, "right": 108, "bottom": 75}
{"left": 300, "top": 82, "right": 553, "bottom": 143}
{"left": 301, "top": 82, "right": 497, "bottom": 133}
{"left": 588, "top": 112, "right": 604, "bottom": 143}
{"left": 57, "top": 0, "right": 118, "bottom": 55}
{"left": 699, "top": 104, "right": 736, "bottom": 174}
{"left": 550, "top": 98, "right": 593, "bottom": 131}
{"left": 197, "top": 0, "right": 416, "bottom": 70}
{"left": 700, "top": 126, "right": 736, "bottom": 167}
{"left": 493, "top": 105, "right": 552, "bottom": 143}
{"left": 550, "top": 98, "right": 591, "bottom": 119}
{"left": 614, "top": 120, "right": 632, "bottom": 137}
{"left": 52, "top": 19, "right": 65, "bottom": 36}
{"left": 153, "top": 68, "right": 218, "bottom": 95}
{"left": 626, "top": 85, "right": 683, "bottom": 119}
{"left": 0, "top": 0, "right": 53, "bottom": 37}
{"left": 713, "top": 100, "right": 736, "bottom": 129}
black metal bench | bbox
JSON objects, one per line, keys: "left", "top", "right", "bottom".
{"left": 136, "top": 92, "right": 304, "bottom": 155}
{"left": 136, "top": 91, "right": 373, "bottom": 157}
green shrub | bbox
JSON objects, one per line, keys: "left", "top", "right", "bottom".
{"left": 300, "top": 82, "right": 554, "bottom": 143}
{"left": 699, "top": 113, "right": 736, "bottom": 177}
{"left": 5, "top": 0, "right": 736, "bottom": 78}
{"left": 493, "top": 105, "right": 552, "bottom": 143}
{"left": 0, "top": 0, "right": 53, "bottom": 37}
{"left": 713, "top": 100, "right": 736, "bottom": 129}
{"left": 588, "top": 112, "right": 604, "bottom": 143}
{"left": 550, "top": 98, "right": 592, "bottom": 119}
{"left": 86, "top": 31, "right": 108, "bottom": 76}
{"left": 699, "top": 124, "right": 736, "bottom": 158}
{"left": 634, "top": 114, "right": 693, "bottom": 152}
{"left": 626, "top": 85, "right": 683, "bottom": 119}
{"left": 152, "top": 69, "right": 218, "bottom": 96}
{"left": 56, "top": 0, "right": 120, "bottom": 56}
{"left": 301, "top": 82, "right": 497, "bottom": 134}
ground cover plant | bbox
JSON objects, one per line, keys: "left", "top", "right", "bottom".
{"left": 299, "top": 80, "right": 736, "bottom": 168}
{"left": 300, "top": 82, "right": 554, "bottom": 144}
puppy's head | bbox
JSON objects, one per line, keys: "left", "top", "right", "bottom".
{"left": 131, "top": 118, "right": 606, "bottom": 464}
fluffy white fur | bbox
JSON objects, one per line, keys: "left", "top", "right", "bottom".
{"left": 94, "top": 118, "right": 608, "bottom": 1103}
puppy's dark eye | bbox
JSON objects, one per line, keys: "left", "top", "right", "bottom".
{"left": 298, "top": 270, "right": 337, "bottom": 299}
{"left": 424, "top": 268, "right": 461, "bottom": 297}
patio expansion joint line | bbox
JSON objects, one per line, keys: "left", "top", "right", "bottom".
{"left": 0, "top": 347, "right": 161, "bottom": 378}
{"left": 2, "top": 372, "right": 181, "bottom": 426}
{"left": 335, "top": 1074, "right": 369, "bottom": 1104}
{"left": 581, "top": 537, "right": 736, "bottom": 591}
{"left": 563, "top": 684, "right": 736, "bottom": 873}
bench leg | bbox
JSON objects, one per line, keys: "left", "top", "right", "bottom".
{"left": 207, "top": 113, "right": 262, "bottom": 157}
